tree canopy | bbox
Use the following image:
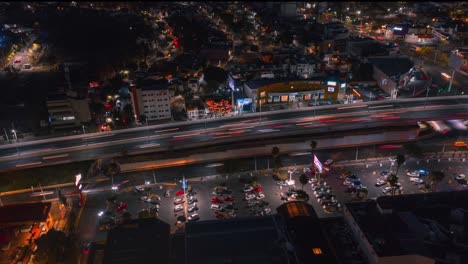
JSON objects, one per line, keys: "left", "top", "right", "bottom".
{"left": 203, "top": 67, "right": 228, "bottom": 84}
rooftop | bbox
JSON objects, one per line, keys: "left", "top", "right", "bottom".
{"left": 0, "top": 202, "right": 51, "bottom": 224}
{"left": 367, "top": 56, "right": 414, "bottom": 77}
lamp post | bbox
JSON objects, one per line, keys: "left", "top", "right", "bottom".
{"left": 11, "top": 129, "right": 19, "bottom": 156}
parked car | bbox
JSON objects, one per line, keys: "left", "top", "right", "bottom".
{"left": 245, "top": 193, "right": 256, "bottom": 200}
{"left": 380, "top": 170, "right": 389, "bottom": 176}
{"left": 135, "top": 186, "right": 145, "bottom": 193}
{"left": 324, "top": 159, "right": 334, "bottom": 166}
{"left": 258, "top": 200, "right": 269, "bottom": 207}
{"left": 252, "top": 187, "right": 263, "bottom": 193}
{"left": 115, "top": 202, "right": 128, "bottom": 212}
{"left": 174, "top": 204, "right": 183, "bottom": 212}
{"left": 188, "top": 205, "right": 198, "bottom": 213}
{"left": 262, "top": 207, "right": 272, "bottom": 214}
{"left": 211, "top": 197, "right": 223, "bottom": 204}
{"left": 256, "top": 193, "right": 265, "bottom": 200}
{"left": 223, "top": 196, "right": 235, "bottom": 202}
{"left": 188, "top": 198, "right": 198, "bottom": 205}
{"left": 410, "top": 177, "right": 424, "bottom": 184}
{"left": 174, "top": 198, "right": 185, "bottom": 205}
{"left": 187, "top": 191, "right": 197, "bottom": 196}
{"left": 375, "top": 179, "right": 387, "bottom": 187}
{"left": 187, "top": 213, "right": 200, "bottom": 222}
{"left": 175, "top": 189, "right": 185, "bottom": 196}
{"left": 243, "top": 186, "right": 253, "bottom": 192}
{"left": 212, "top": 190, "right": 224, "bottom": 196}
{"left": 406, "top": 170, "right": 419, "bottom": 177}
{"left": 276, "top": 181, "right": 289, "bottom": 186}
{"left": 210, "top": 204, "right": 222, "bottom": 210}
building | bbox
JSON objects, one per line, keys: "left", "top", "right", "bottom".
{"left": 46, "top": 94, "right": 91, "bottom": 130}
{"left": 276, "top": 201, "right": 338, "bottom": 263}
{"left": 103, "top": 218, "right": 170, "bottom": 264}
{"left": 0, "top": 202, "right": 53, "bottom": 262}
{"left": 347, "top": 36, "right": 389, "bottom": 60}
{"left": 343, "top": 190, "right": 468, "bottom": 264}
{"left": 367, "top": 56, "right": 415, "bottom": 97}
{"left": 185, "top": 99, "right": 208, "bottom": 121}
{"left": 184, "top": 215, "right": 294, "bottom": 264}
{"left": 130, "top": 77, "right": 172, "bottom": 121}
{"left": 243, "top": 78, "right": 346, "bottom": 111}
{"left": 187, "top": 78, "right": 200, "bottom": 93}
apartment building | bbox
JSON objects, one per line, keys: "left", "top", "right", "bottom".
{"left": 130, "top": 78, "right": 172, "bottom": 121}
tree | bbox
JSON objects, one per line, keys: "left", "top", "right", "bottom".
{"left": 386, "top": 173, "right": 399, "bottom": 196}
{"left": 271, "top": 146, "right": 282, "bottom": 170}
{"left": 299, "top": 174, "right": 309, "bottom": 189}
{"left": 203, "top": 66, "right": 228, "bottom": 84}
{"left": 105, "top": 160, "right": 121, "bottom": 186}
{"left": 34, "top": 229, "right": 67, "bottom": 264}
{"left": 428, "top": 171, "right": 445, "bottom": 192}
{"left": 395, "top": 154, "right": 405, "bottom": 175}
{"left": 404, "top": 143, "right": 423, "bottom": 158}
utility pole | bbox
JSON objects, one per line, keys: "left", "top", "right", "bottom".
{"left": 3, "top": 128, "right": 9, "bottom": 142}
{"left": 153, "top": 170, "right": 157, "bottom": 184}
{"left": 448, "top": 69, "right": 455, "bottom": 93}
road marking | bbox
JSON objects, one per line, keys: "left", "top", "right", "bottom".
{"left": 154, "top": 128, "right": 179, "bottom": 133}
{"left": 16, "top": 161, "right": 43, "bottom": 167}
{"left": 368, "top": 105, "right": 394, "bottom": 109}
{"left": 337, "top": 105, "right": 368, "bottom": 110}
{"left": 138, "top": 143, "right": 161, "bottom": 149}
{"left": 173, "top": 133, "right": 200, "bottom": 138}
{"left": 42, "top": 153, "right": 69, "bottom": 160}
{"left": 83, "top": 133, "right": 115, "bottom": 140}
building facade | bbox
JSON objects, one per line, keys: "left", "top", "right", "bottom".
{"left": 130, "top": 78, "right": 172, "bottom": 121}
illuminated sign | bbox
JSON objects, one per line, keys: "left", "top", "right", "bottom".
{"left": 340, "top": 83, "right": 346, "bottom": 88}
{"left": 327, "top": 81, "right": 337, "bottom": 86}
{"left": 394, "top": 27, "right": 403, "bottom": 31}
{"left": 303, "top": 94, "right": 311, "bottom": 100}
{"left": 63, "top": 116, "right": 75, "bottom": 121}
{"left": 328, "top": 87, "right": 335, "bottom": 92}
{"left": 260, "top": 91, "right": 266, "bottom": 98}
{"left": 313, "top": 155, "right": 323, "bottom": 173}
{"left": 75, "top": 174, "right": 82, "bottom": 186}
{"left": 281, "top": 95, "right": 289, "bottom": 102}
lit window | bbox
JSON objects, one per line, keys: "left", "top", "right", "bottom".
{"left": 312, "top": 248, "right": 323, "bottom": 255}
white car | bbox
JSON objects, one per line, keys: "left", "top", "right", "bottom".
{"left": 243, "top": 186, "right": 253, "bottom": 192}
{"left": 187, "top": 213, "right": 199, "bottom": 222}
{"left": 210, "top": 204, "right": 222, "bottom": 210}
{"left": 174, "top": 204, "right": 183, "bottom": 212}
{"left": 262, "top": 207, "right": 272, "bottom": 215}
{"left": 410, "top": 177, "right": 424, "bottom": 184}
{"left": 406, "top": 170, "right": 420, "bottom": 177}
{"left": 309, "top": 178, "right": 318, "bottom": 184}
{"left": 456, "top": 174, "right": 466, "bottom": 181}
{"left": 276, "top": 181, "right": 289, "bottom": 186}
{"left": 375, "top": 179, "right": 387, "bottom": 187}
{"left": 245, "top": 193, "right": 256, "bottom": 200}
{"left": 256, "top": 193, "right": 265, "bottom": 200}
{"left": 135, "top": 186, "right": 145, "bottom": 192}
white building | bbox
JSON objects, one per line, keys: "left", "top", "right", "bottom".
{"left": 130, "top": 78, "right": 172, "bottom": 121}
{"left": 186, "top": 99, "right": 208, "bottom": 121}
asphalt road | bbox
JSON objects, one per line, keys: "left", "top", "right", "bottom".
{"left": 0, "top": 96, "right": 467, "bottom": 172}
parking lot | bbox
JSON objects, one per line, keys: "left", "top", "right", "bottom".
{"left": 90, "top": 155, "right": 466, "bottom": 233}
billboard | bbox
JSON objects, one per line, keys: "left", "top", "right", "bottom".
{"left": 313, "top": 155, "right": 323, "bottom": 173}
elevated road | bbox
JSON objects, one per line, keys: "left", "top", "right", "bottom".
{"left": 0, "top": 96, "right": 467, "bottom": 171}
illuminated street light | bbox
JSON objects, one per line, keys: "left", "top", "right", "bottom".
{"left": 356, "top": 10, "right": 361, "bottom": 15}
{"left": 98, "top": 211, "right": 104, "bottom": 217}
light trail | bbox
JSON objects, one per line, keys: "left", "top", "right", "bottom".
{"left": 42, "top": 154, "right": 69, "bottom": 160}
{"left": 154, "top": 128, "right": 179, "bottom": 133}
{"left": 16, "top": 161, "right": 43, "bottom": 167}
{"left": 82, "top": 133, "right": 115, "bottom": 140}
{"left": 337, "top": 105, "right": 368, "bottom": 110}
{"left": 368, "top": 105, "right": 394, "bottom": 109}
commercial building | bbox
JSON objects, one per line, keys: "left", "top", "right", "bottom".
{"left": 103, "top": 218, "right": 170, "bottom": 264}
{"left": 343, "top": 190, "right": 468, "bottom": 264}
{"left": 367, "top": 56, "right": 415, "bottom": 97}
{"left": 130, "top": 78, "right": 172, "bottom": 121}
{"left": 243, "top": 79, "right": 346, "bottom": 111}
{"left": 46, "top": 93, "right": 91, "bottom": 130}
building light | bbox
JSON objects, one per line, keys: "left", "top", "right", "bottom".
{"left": 313, "top": 248, "right": 323, "bottom": 255}
{"left": 327, "top": 81, "right": 337, "bottom": 86}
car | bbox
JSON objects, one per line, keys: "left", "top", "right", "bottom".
{"left": 211, "top": 197, "right": 223, "bottom": 204}
{"left": 174, "top": 204, "right": 183, "bottom": 212}
{"left": 243, "top": 186, "right": 254, "bottom": 192}
{"left": 324, "top": 159, "right": 334, "bottom": 166}
{"left": 245, "top": 193, "right": 256, "bottom": 200}
{"left": 252, "top": 187, "right": 263, "bottom": 193}
{"left": 115, "top": 202, "right": 128, "bottom": 212}
{"left": 410, "top": 177, "right": 424, "bottom": 184}
{"left": 82, "top": 242, "right": 91, "bottom": 254}
{"left": 343, "top": 180, "right": 352, "bottom": 186}
{"left": 174, "top": 198, "right": 185, "bottom": 205}
{"left": 175, "top": 189, "right": 185, "bottom": 196}
{"left": 187, "top": 213, "right": 199, "bottom": 222}
{"left": 256, "top": 193, "right": 265, "bottom": 200}
{"left": 215, "top": 212, "right": 225, "bottom": 219}
{"left": 380, "top": 170, "right": 389, "bottom": 176}
{"left": 14, "top": 60, "right": 21, "bottom": 64}
{"left": 188, "top": 205, "right": 198, "bottom": 213}
{"left": 456, "top": 174, "right": 466, "bottom": 181}
{"left": 262, "top": 207, "right": 271, "bottom": 214}
{"left": 188, "top": 198, "right": 198, "bottom": 205}
{"left": 406, "top": 170, "right": 419, "bottom": 177}
{"left": 223, "top": 196, "right": 235, "bottom": 202}
{"left": 135, "top": 186, "right": 145, "bottom": 192}
{"left": 382, "top": 184, "right": 403, "bottom": 194}
{"left": 139, "top": 196, "right": 149, "bottom": 201}
{"left": 418, "top": 169, "right": 429, "bottom": 176}
{"left": 276, "top": 181, "right": 289, "bottom": 186}
{"left": 210, "top": 204, "right": 222, "bottom": 210}
{"left": 212, "top": 190, "right": 224, "bottom": 196}
{"left": 224, "top": 204, "right": 236, "bottom": 210}
{"left": 309, "top": 178, "right": 318, "bottom": 184}
{"left": 187, "top": 191, "right": 197, "bottom": 196}
{"left": 375, "top": 179, "right": 387, "bottom": 187}
{"left": 257, "top": 200, "right": 269, "bottom": 207}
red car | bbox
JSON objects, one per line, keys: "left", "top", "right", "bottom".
{"left": 211, "top": 197, "right": 223, "bottom": 204}
{"left": 223, "top": 196, "right": 235, "bottom": 202}
{"left": 215, "top": 212, "right": 225, "bottom": 219}
{"left": 175, "top": 189, "right": 185, "bottom": 196}
{"left": 14, "top": 60, "right": 21, "bottom": 64}
{"left": 115, "top": 202, "right": 128, "bottom": 212}
{"left": 252, "top": 187, "right": 263, "bottom": 193}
